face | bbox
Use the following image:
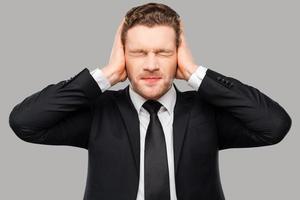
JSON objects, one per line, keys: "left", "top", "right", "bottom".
{"left": 124, "top": 25, "right": 177, "bottom": 100}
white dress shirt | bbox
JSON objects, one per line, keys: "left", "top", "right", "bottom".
{"left": 90, "top": 66, "right": 208, "bottom": 200}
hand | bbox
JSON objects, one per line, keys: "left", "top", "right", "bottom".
{"left": 176, "top": 19, "right": 198, "bottom": 81}
{"left": 101, "top": 18, "right": 127, "bottom": 86}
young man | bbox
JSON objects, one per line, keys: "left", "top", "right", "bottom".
{"left": 9, "top": 3, "right": 292, "bottom": 200}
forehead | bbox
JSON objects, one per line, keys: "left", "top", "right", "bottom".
{"left": 125, "top": 25, "right": 176, "bottom": 50}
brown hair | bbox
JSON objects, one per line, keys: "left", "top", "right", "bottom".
{"left": 121, "top": 2, "right": 181, "bottom": 48}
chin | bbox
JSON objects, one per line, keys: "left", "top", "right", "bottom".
{"left": 132, "top": 80, "right": 169, "bottom": 100}
{"left": 143, "top": 89, "right": 166, "bottom": 100}
{"left": 143, "top": 93, "right": 161, "bottom": 100}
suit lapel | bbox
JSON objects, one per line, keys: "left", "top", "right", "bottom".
{"left": 114, "top": 84, "right": 193, "bottom": 177}
{"left": 113, "top": 86, "right": 140, "bottom": 175}
{"left": 172, "top": 84, "right": 193, "bottom": 176}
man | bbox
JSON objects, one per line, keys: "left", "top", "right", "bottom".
{"left": 9, "top": 2, "right": 292, "bottom": 200}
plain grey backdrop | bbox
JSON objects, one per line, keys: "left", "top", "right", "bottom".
{"left": 1, "top": 0, "right": 299, "bottom": 199}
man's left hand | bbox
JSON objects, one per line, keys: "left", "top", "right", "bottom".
{"left": 176, "top": 19, "right": 199, "bottom": 81}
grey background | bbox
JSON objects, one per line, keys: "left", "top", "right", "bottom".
{"left": 1, "top": 0, "right": 299, "bottom": 199}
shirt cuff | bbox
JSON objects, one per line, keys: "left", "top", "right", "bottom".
{"left": 187, "top": 65, "right": 208, "bottom": 90}
{"left": 90, "top": 68, "right": 111, "bottom": 92}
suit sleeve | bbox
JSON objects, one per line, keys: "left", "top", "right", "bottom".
{"left": 197, "top": 68, "right": 292, "bottom": 150}
{"left": 9, "top": 68, "right": 102, "bottom": 149}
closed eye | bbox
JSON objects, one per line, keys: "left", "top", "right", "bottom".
{"left": 129, "top": 51, "right": 146, "bottom": 56}
{"left": 128, "top": 49, "right": 174, "bottom": 57}
{"left": 157, "top": 52, "right": 173, "bottom": 56}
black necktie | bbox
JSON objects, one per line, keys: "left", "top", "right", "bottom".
{"left": 143, "top": 100, "right": 170, "bottom": 200}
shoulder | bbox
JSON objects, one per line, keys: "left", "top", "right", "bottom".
{"left": 179, "top": 89, "right": 215, "bottom": 118}
{"left": 92, "top": 87, "right": 127, "bottom": 108}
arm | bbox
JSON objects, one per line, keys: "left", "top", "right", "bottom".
{"left": 9, "top": 68, "right": 101, "bottom": 149}
{"left": 177, "top": 19, "right": 292, "bottom": 150}
{"left": 9, "top": 18, "right": 127, "bottom": 149}
{"left": 198, "top": 68, "right": 292, "bottom": 149}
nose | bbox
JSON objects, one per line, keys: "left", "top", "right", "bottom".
{"left": 143, "top": 53, "right": 159, "bottom": 71}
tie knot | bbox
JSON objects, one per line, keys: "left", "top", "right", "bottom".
{"left": 142, "top": 100, "right": 162, "bottom": 115}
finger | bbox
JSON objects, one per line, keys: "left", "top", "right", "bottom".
{"left": 179, "top": 19, "right": 186, "bottom": 35}
{"left": 179, "top": 19, "right": 184, "bottom": 31}
{"left": 113, "top": 18, "right": 125, "bottom": 48}
{"left": 179, "top": 19, "right": 187, "bottom": 46}
{"left": 116, "top": 17, "right": 125, "bottom": 34}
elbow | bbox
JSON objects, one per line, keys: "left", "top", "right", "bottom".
{"left": 9, "top": 106, "right": 42, "bottom": 143}
{"left": 9, "top": 106, "right": 22, "bottom": 139}
{"left": 9, "top": 106, "right": 28, "bottom": 142}
{"left": 267, "top": 110, "right": 292, "bottom": 145}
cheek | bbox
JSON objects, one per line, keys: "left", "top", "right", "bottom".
{"left": 125, "top": 58, "right": 135, "bottom": 76}
{"left": 162, "top": 59, "right": 177, "bottom": 76}
{"left": 125, "top": 64, "right": 140, "bottom": 82}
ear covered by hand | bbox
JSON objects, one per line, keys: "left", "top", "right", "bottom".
{"left": 175, "top": 19, "right": 199, "bottom": 81}
{"left": 101, "top": 18, "right": 127, "bottom": 86}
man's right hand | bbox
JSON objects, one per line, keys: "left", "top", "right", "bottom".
{"left": 101, "top": 18, "right": 127, "bottom": 86}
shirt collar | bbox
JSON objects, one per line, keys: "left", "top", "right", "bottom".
{"left": 128, "top": 83, "right": 176, "bottom": 115}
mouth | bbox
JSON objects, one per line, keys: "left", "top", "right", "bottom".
{"left": 141, "top": 77, "right": 162, "bottom": 84}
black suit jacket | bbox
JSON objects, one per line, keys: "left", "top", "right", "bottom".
{"left": 9, "top": 68, "right": 292, "bottom": 200}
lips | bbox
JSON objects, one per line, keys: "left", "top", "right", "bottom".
{"left": 141, "top": 76, "right": 161, "bottom": 83}
{"left": 142, "top": 76, "right": 161, "bottom": 79}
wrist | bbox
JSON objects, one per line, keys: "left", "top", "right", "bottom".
{"left": 101, "top": 65, "right": 120, "bottom": 86}
{"left": 185, "top": 64, "right": 198, "bottom": 81}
